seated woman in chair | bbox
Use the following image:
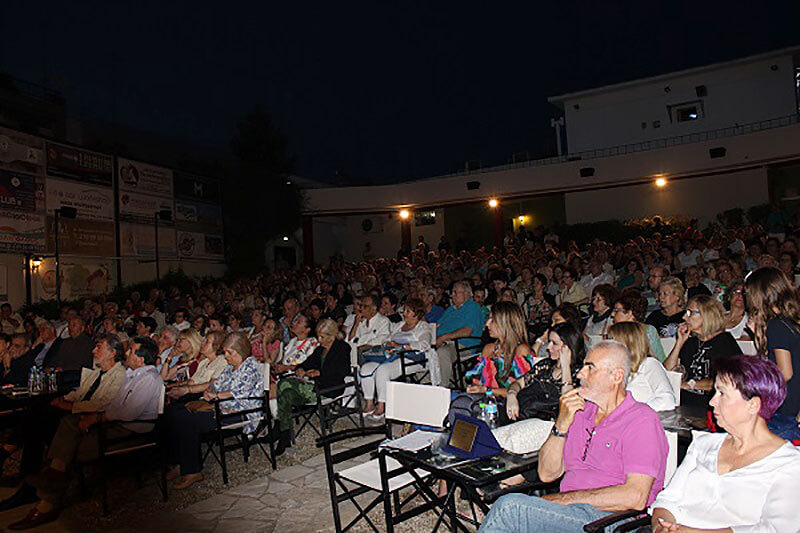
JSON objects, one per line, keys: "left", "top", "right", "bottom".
{"left": 608, "top": 322, "right": 676, "bottom": 412}
{"left": 274, "top": 314, "right": 319, "bottom": 372}
{"left": 166, "top": 331, "right": 228, "bottom": 402}
{"left": 360, "top": 298, "right": 433, "bottom": 420}
{"left": 160, "top": 328, "right": 203, "bottom": 382}
{"left": 275, "top": 319, "right": 351, "bottom": 456}
{"left": 651, "top": 355, "right": 800, "bottom": 532}
{"left": 505, "top": 322, "right": 584, "bottom": 422}
{"left": 167, "top": 332, "right": 263, "bottom": 489}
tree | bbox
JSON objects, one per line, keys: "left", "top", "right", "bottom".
{"left": 226, "top": 106, "right": 304, "bottom": 275}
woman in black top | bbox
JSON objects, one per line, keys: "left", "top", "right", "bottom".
{"left": 274, "top": 319, "right": 351, "bottom": 455}
{"left": 646, "top": 276, "right": 686, "bottom": 338}
{"left": 745, "top": 267, "right": 800, "bottom": 440}
{"left": 665, "top": 294, "right": 741, "bottom": 391}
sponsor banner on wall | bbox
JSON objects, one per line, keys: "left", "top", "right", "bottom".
{"left": 45, "top": 142, "right": 113, "bottom": 186}
{"left": 46, "top": 217, "right": 115, "bottom": 256}
{"left": 46, "top": 178, "right": 114, "bottom": 221}
{"left": 0, "top": 170, "right": 37, "bottom": 212}
{"left": 175, "top": 201, "right": 223, "bottom": 230}
{"left": 0, "top": 264, "right": 7, "bottom": 301}
{"left": 120, "top": 223, "right": 177, "bottom": 258}
{"left": 174, "top": 171, "right": 221, "bottom": 204}
{"left": 0, "top": 210, "right": 46, "bottom": 253}
{"left": 119, "top": 190, "right": 174, "bottom": 225}
{"left": 177, "top": 231, "right": 224, "bottom": 260}
{"left": 0, "top": 127, "right": 45, "bottom": 175}
{"left": 33, "top": 259, "right": 111, "bottom": 301}
{"left": 118, "top": 158, "right": 173, "bottom": 198}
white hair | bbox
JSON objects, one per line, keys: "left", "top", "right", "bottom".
{"left": 591, "top": 339, "right": 632, "bottom": 382}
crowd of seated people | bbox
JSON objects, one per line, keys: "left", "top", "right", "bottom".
{"left": 0, "top": 219, "right": 799, "bottom": 529}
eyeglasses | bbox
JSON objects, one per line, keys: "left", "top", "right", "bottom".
{"left": 685, "top": 309, "right": 702, "bottom": 317}
{"left": 582, "top": 427, "right": 596, "bottom": 461}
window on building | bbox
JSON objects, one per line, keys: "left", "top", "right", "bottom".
{"left": 414, "top": 210, "right": 436, "bottom": 227}
{"left": 668, "top": 100, "right": 704, "bottom": 123}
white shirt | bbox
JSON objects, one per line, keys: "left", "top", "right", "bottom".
{"left": 626, "top": 357, "right": 676, "bottom": 411}
{"left": 726, "top": 313, "right": 749, "bottom": 339}
{"left": 173, "top": 320, "right": 191, "bottom": 332}
{"left": 677, "top": 249, "right": 702, "bottom": 269}
{"left": 651, "top": 432, "right": 800, "bottom": 532}
{"left": 351, "top": 313, "right": 391, "bottom": 347}
{"left": 579, "top": 272, "right": 613, "bottom": 294}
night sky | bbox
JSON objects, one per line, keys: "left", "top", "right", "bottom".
{"left": 1, "top": 2, "right": 798, "bottom": 184}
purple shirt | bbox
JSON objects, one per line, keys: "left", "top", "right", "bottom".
{"left": 561, "top": 391, "right": 667, "bottom": 506}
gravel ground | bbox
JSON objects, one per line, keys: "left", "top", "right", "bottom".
{"left": 1, "top": 417, "right": 361, "bottom": 532}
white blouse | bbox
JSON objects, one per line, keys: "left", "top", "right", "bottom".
{"left": 389, "top": 320, "right": 433, "bottom": 352}
{"left": 651, "top": 432, "right": 800, "bottom": 532}
{"left": 282, "top": 336, "right": 320, "bottom": 366}
{"left": 626, "top": 357, "right": 677, "bottom": 412}
{"left": 726, "top": 312, "right": 749, "bottom": 339}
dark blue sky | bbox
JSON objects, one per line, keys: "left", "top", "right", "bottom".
{"left": 1, "top": 1, "right": 798, "bottom": 183}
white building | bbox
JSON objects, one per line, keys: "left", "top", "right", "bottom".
{"left": 296, "top": 47, "right": 800, "bottom": 263}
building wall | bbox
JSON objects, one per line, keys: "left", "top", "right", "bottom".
{"left": 564, "top": 167, "right": 769, "bottom": 225}
{"left": 560, "top": 55, "right": 796, "bottom": 153}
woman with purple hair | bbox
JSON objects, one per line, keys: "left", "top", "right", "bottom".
{"left": 650, "top": 356, "right": 800, "bottom": 532}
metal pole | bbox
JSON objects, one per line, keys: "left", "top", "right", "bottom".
{"left": 55, "top": 209, "right": 61, "bottom": 306}
{"left": 24, "top": 254, "right": 31, "bottom": 307}
{"left": 551, "top": 117, "right": 564, "bottom": 157}
{"left": 154, "top": 213, "right": 160, "bottom": 286}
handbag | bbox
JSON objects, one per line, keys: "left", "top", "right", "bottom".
{"left": 185, "top": 400, "right": 214, "bottom": 412}
{"left": 515, "top": 377, "right": 561, "bottom": 420}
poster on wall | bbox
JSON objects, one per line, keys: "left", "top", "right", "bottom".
{"left": 120, "top": 223, "right": 176, "bottom": 258}
{"left": 0, "top": 170, "right": 37, "bottom": 212}
{"left": 177, "top": 231, "right": 224, "bottom": 260}
{"left": 45, "top": 217, "right": 115, "bottom": 256}
{"left": 46, "top": 178, "right": 114, "bottom": 221}
{"left": 0, "top": 127, "right": 45, "bottom": 175}
{"left": 173, "top": 171, "right": 221, "bottom": 204}
{"left": 0, "top": 210, "right": 46, "bottom": 253}
{"left": 118, "top": 158, "right": 173, "bottom": 198}
{"left": 175, "top": 201, "right": 223, "bottom": 230}
{"left": 33, "top": 259, "right": 110, "bottom": 302}
{"left": 119, "top": 191, "right": 174, "bottom": 225}
{"left": 0, "top": 264, "right": 8, "bottom": 302}
{"left": 45, "top": 142, "right": 113, "bottom": 186}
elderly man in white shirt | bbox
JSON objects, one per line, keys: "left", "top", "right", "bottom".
{"left": 346, "top": 294, "right": 390, "bottom": 366}
{"left": 579, "top": 260, "right": 614, "bottom": 295}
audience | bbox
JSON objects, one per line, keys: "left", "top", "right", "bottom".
{"left": 650, "top": 356, "right": 800, "bottom": 532}
{"left": 481, "top": 341, "right": 668, "bottom": 532}
{"left": 435, "top": 281, "right": 485, "bottom": 387}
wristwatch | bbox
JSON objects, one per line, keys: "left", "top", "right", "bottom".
{"left": 551, "top": 426, "right": 568, "bottom": 438}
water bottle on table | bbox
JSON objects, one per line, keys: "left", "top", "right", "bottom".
{"left": 483, "top": 390, "right": 498, "bottom": 429}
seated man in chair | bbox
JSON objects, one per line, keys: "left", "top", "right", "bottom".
{"left": 7, "top": 336, "right": 162, "bottom": 531}
{"left": 479, "top": 340, "right": 668, "bottom": 533}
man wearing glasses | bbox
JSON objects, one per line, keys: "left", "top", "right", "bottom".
{"left": 480, "top": 341, "right": 668, "bottom": 533}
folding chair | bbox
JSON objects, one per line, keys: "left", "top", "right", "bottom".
{"left": 78, "top": 383, "right": 168, "bottom": 516}
{"left": 319, "top": 382, "right": 451, "bottom": 533}
{"left": 200, "top": 362, "right": 276, "bottom": 484}
{"left": 451, "top": 335, "right": 486, "bottom": 390}
{"left": 398, "top": 323, "right": 436, "bottom": 384}
{"left": 293, "top": 367, "right": 364, "bottom": 442}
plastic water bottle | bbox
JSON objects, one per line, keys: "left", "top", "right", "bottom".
{"left": 28, "top": 367, "right": 36, "bottom": 394}
{"left": 483, "top": 390, "right": 498, "bottom": 429}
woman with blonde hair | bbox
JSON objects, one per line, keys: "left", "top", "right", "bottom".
{"left": 665, "top": 294, "right": 741, "bottom": 392}
{"left": 609, "top": 322, "right": 676, "bottom": 411}
{"left": 161, "top": 328, "right": 203, "bottom": 381}
{"left": 167, "top": 330, "right": 228, "bottom": 401}
{"left": 645, "top": 276, "right": 686, "bottom": 338}
{"left": 744, "top": 266, "right": 800, "bottom": 440}
{"left": 464, "top": 301, "right": 534, "bottom": 397}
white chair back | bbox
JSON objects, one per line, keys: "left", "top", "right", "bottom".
{"left": 665, "top": 430, "right": 678, "bottom": 483}
{"left": 660, "top": 336, "right": 676, "bottom": 356}
{"left": 666, "top": 371, "right": 682, "bottom": 407}
{"left": 157, "top": 383, "right": 166, "bottom": 415}
{"left": 737, "top": 340, "right": 756, "bottom": 355}
{"left": 263, "top": 362, "right": 270, "bottom": 391}
{"left": 386, "top": 381, "right": 450, "bottom": 428}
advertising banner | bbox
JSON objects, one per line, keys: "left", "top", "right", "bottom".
{"left": 33, "top": 259, "right": 111, "bottom": 301}
{"left": 46, "top": 178, "right": 114, "bottom": 221}
{"left": 0, "top": 170, "right": 37, "bottom": 212}
{"left": 174, "top": 171, "right": 221, "bottom": 204}
{"left": 177, "top": 231, "right": 224, "bottom": 260}
{"left": 46, "top": 217, "right": 115, "bottom": 256}
{"left": 0, "top": 127, "right": 45, "bottom": 175}
{"left": 175, "top": 201, "right": 223, "bottom": 230}
{"left": 118, "top": 158, "right": 174, "bottom": 198}
{"left": 45, "top": 142, "right": 113, "bottom": 186}
{"left": 121, "top": 223, "right": 177, "bottom": 258}
{"left": 119, "top": 190, "right": 174, "bottom": 225}
{"left": 0, "top": 210, "right": 46, "bottom": 253}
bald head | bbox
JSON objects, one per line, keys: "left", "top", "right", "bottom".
{"left": 577, "top": 340, "right": 632, "bottom": 403}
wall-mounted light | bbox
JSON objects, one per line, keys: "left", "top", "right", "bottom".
{"left": 655, "top": 177, "right": 668, "bottom": 188}
{"left": 399, "top": 209, "right": 410, "bottom": 220}
{"left": 30, "top": 257, "right": 42, "bottom": 273}
{"left": 282, "top": 236, "right": 289, "bottom": 241}
{"left": 488, "top": 198, "right": 499, "bottom": 208}
{"left": 518, "top": 215, "right": 525, "bottom": 222}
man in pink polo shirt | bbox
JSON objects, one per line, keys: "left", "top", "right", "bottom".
{"left": 480, "top": 340, "right": 668, "bottom": 533}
